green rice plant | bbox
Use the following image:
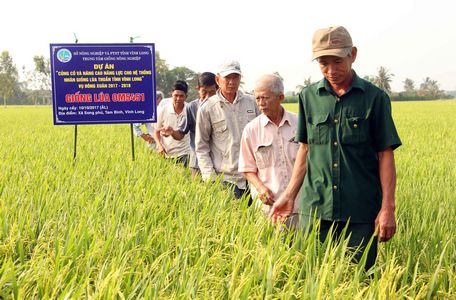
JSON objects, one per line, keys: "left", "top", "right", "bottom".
{"left": 0, "top": 101, "right": 455, "bottom": 299}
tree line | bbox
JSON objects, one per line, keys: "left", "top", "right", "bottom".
{"left": 0, "top": 50, "right": 202, "bottom": 106}
{"left": 0, "top": 50, "right": 453, "bottom": 105}
{"left": 291, "top": 66, "right": 453, "bottom": 102}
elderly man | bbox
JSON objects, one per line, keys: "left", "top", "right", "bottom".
{"left": 154, "top": 81, "right": 191, "bottom": 167}
{"left": 271, "top": 26, "right": 402, "bottom": 270}
{"left": 195, "top": 60, "right": 260, "bottom": 199}
{"left": 239, "top": 74, "right": 300, "bottom": 228}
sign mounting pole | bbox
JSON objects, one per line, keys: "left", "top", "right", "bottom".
{"left": 129, "top": 36, "right": 140, "bottom": 161}
{"left": 73, "top": 33, "right": 78, "bottom": 160}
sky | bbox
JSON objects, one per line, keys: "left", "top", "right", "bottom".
{"left": 2, "top": 0, "right": 455, "bottom": 93}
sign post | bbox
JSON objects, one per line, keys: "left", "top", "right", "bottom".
{"left": 129, "top": 36, "right": 141, "bottom": 162}
{"left": 73, "top": 123, "right": 78, "bottom": 159}
{"left": 73, "top": 34, "right": 78, "bottom": 160}
{"left": 130, "top": 123, "right": 135, "bottom": 161}
{"left": 50, "top": 43, "right": 157, "bottom": 160}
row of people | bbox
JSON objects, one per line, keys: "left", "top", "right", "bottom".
{"left": 159, "top": 73, "right": 218, "bottom": 175}
{"left": 135, "top": 25, "right": 402, "bottom": 271}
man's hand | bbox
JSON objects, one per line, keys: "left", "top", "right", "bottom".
{"left": 156, "top": 144, "right": 167, "bottom": 156}
{"left": 269, "top": 194, "right": 294, "bottom": 224}
{"left": 375, "top": 207, "right": 396, "bottom": 242}
{"left": 241, "top": 173, "right": 275, "bottom": 206}
{"left": 268, "top": 143, "right": 307, "bottom": 223}
{"left": 159, "top": 126, "right": 174, "bottom": 137}
{"left": 376, "top": 148, "right": 397, "bottom": 242}
{"left": 141, "top": 133, "right": 154, "bottom": 144}
{"left": 258, "top": 185, "right": 274, "bottom": 206}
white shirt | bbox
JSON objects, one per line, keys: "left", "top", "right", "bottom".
{"left": 239, "top": 110, "right": 300, "bottom": 213}
{"left": 156, "top": 101, "right": 191, "bottom": 158}
{"left": 195, "top": 90, "right": 259, "bottom": 188}
{"left": 133, "top": 123, "right": 154, "bottom": 137}
{"left": 158, "top": 97, "right": 171, "bottom": 109}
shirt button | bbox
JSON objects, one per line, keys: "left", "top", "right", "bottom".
{"left": 334, "top": 119, "right": 339, "bottom": 123}
{"left": 353, "top": 124, "right": 358, "bottom": 128}
{"left": 333, "top": 185, "right": 338, "bottom": 190}
{"left": 333, "top": 141, "right": 338, "bottom": 146}
{"left": 333, "top": 163, "right": 338, "bottom": 168}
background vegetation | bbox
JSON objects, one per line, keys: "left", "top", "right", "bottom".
{"left": 290, "top": 66, "right": 454, "bottom": 102}
{"left": 0, "top": 50, "right": 454, "bottom": 106}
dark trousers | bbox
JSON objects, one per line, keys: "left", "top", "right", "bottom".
{"left": 222, "top": 181, "right": 253, "bottom": 206}
{"left": 301, "top": 217, "right": 378, "bottom": 271}
{"left": 170, "top": 154, "right": 190, "bottom": 168}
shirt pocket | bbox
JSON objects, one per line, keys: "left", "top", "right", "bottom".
{"left": 246, "top": 109, "right": 257, "bottom": 123}
{"left": 212, "top": 119, "right": 229, "bottom": 142}
{"left": 254, "top": 142, "right": 274, "bottom": 169}
{"left": 307, "top": 113, "right": 330, "bottom": 144}
{"left": 341, "top": 115, "right": 369, "bottom": 144}
{"left": 287, "top": 136, "right": 300, "bottom": 164}
{"left": 239, "top": 110, "right": 257, "bottom": 130}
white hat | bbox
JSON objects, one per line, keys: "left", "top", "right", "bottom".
{"left": 217, "top": 60, "right": 242, "bottom": 77}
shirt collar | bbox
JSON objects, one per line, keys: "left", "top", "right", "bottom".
{"left": 165, "top": 100, "right": 186, "bottom": 114}
{"left": 216, "top": 89, "right": 243, "bottom": 104}
{"left": 199, "top": 97, "right": 208, "bottom": 105}
{"left": 259, "top": 108, "right": 291, "bottom": 127}
{"left": 316, "top": 70, "right": 366, "bottom": 95}
{"left": 165, "top": 100, "right": 175, "bottom": 114}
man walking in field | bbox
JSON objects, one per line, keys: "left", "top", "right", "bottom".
{"left": 154, "top": 81, "right": 191, "bottom": 167}
{"left": 158, "top": 72, "right": 218, "bottom": 176}
{"left": 238, "top": 74, "right": 300, "bottom": 228}
{"left": 271, "top": 26, "right": 402, "bottom": 270}
{"left": 195, "top": 60, "right": 260, "bottom": 200}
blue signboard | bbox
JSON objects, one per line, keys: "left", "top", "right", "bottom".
{"left": 50, "top": 43, "right": 156, "bottom": 125}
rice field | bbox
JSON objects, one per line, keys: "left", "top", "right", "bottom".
{"left": 0, "top": 101, "right": 455, "bottom": 299}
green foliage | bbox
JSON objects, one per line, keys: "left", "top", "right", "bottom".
{"left": 391, "top": 77, "right": 453, "bottom": 101}
{"left": 0, "top": 50, "right": 20, "bottom": 106}
{"left": 1, "top": 50, "right": 454, "bottom": 105}
{"left": 362, "top": 71, "right": 453, "bottom": 101}
{"left": 284, "top": 95, "right": 298, "bottom": 103}
{"left": 155, "top": 52, "right": 199, "bottom": 101}
{"left": 25, "top": 55, "right": 52, "bottom": 105}
{"left": 418, "top": 77, "right": 446, "bottom": 99}
{"left": 295, "top": 76, "right": 313, "bottom": 95}
{"left": 391, "top": 93, "right": 454, "bottom": 101}
{"left": 403, "top": 78, "right": 415, "bottom": 94}
{"left": 374, "top": 66, "right": 394, "bottom": 95}
{"left": 0, "top": 103, "right": 455, "bottom": 298}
